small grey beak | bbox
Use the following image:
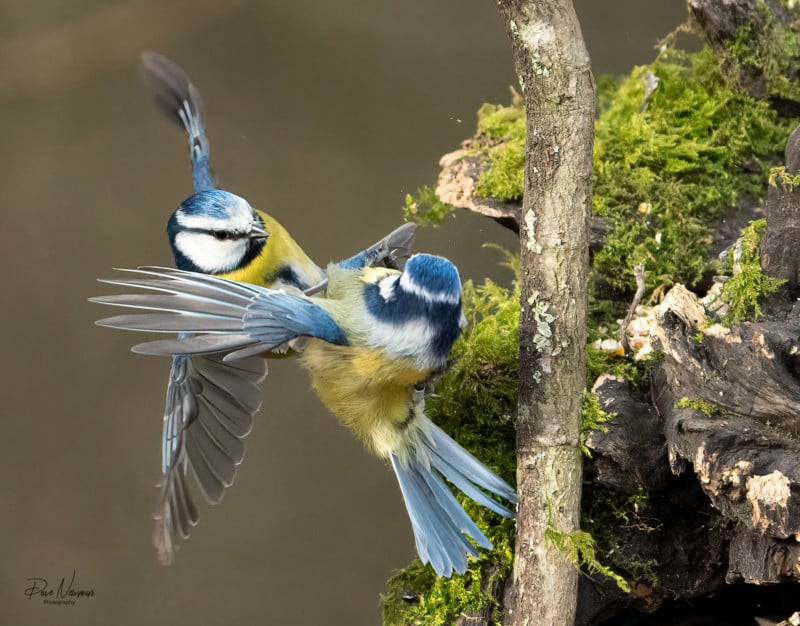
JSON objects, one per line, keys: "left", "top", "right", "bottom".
{"left": 249, "top": 224, "right": 270, "bottom": 240}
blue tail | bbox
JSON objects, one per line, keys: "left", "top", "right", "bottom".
{"left": 391, "top": 418, "right": 516, "bottom": 577}
{"left": 140, "top": 51, "right": 216, "bottom": 192}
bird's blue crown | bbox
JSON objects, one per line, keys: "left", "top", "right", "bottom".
{"left": 175, "top": 189, "right": 248, "bottom": 220}
{"left": 362, "top": 254, "right": 463, "bottom": 363}
{"left": 400, "top": 254, "right": 462, "bottom": 305}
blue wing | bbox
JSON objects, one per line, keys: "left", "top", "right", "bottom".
{"left": 391, "top": 417, "right": 517, "bottom": 578}
{"left": 140, "top": 51, "right": 216, "bottom": 193}
{"left": 93, "top": 267, "right": 348, "bottom": 358}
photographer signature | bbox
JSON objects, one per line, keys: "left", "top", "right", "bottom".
{"left": 24, "top": 570, "right": 95, "bottom": 606}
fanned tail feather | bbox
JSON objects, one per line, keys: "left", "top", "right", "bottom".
{"left": 390, "top": 417, "right": 516, "bottom": 577}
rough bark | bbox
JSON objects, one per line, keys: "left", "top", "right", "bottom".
{"left": 495, "top": 1, "right": 594, "bottom": 625}
{"left": 581, "top": 374, "right": 734, "bottom": 619}
{"left": 652, "top": 289, "right": 800, "bottom": 583}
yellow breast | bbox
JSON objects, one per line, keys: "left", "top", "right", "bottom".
{"left": 300, "top": 341, "right": 427, "bottom": 460}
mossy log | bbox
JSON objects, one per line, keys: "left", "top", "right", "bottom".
{"left": 583, "top": 307, "right": 800, "bottom": 616}
{"left": 689, "top": 0, "right": 800, "bottom": 107}
{"left": 581, "top": 130, "right": 800, "bottom": 617}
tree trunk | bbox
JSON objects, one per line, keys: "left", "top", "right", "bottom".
{"left": 495, "top": 2, "right": 595, "bottom": 624}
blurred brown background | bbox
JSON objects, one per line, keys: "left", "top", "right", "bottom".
{"left": 0, "top": 1, "right": 684, "bottom": 624}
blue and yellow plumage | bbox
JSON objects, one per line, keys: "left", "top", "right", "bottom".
{"left": 94, "top": 254, "right": 517, "bottom": 577}
{"left": 138, "top": 52, "right": 416, "bottom": 564}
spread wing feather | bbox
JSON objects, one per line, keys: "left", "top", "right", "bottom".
{"left": 152, "top": 352, "right": 266, "bottom": 565}
{"left": 94, "top": 268, "right": 347, "bottom": 356}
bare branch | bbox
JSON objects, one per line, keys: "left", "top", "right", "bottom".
{"left": 618, "top": 264, "right": 646, "bottom": 352}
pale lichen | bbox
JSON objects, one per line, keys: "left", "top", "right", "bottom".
{"left": 524, "top": 209, "right": 542, "bottom": 253}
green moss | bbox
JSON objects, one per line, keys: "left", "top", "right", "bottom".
{"left": 586, "top": 345, "right": 637, "bottom": 387}
{"left": 402, "top": 92, "right": 526, "bottom": 227}
{"left": 433, "top": 251, "right": 519, "bottom": 458}
{"left": 382, "top": 253, "right": 518, "bottom": 626}
{"left": 720, "top": 11, "right": 800, "bottom": 103}
{"left": 769, "top": 165, "right": 800, "bottom": 191}
{"left": 383, "top": 564, "right": 438, "bottom": 626}
{"left": 475, "top": 93, "right": 524, "bottom": 140}
{"left": 409, "top": 34, "right": 796, "bottom": 296}
{"left": 382, "top": 551, "right": 514, "bottom": 626}
{"left": 545, "top": 502, "right": 630, "bottom": 592}
{"left": 719, "top": 218, "right": 786, "bottom": 322}
{"left": 594, "top": 46, "right": 794, "bottom": 296}
{"left": 580, "top": 392, "right": 616, "bottom": 457}
{"left": 472, "top": 96, "right": 526, "bottom": 202}
{"left": 403, "top": 184, "right": 454, "bottom": 227}
{"left": 616, "top": 555, "right": 660, "bottom": 589}
{"left": 581, "top": 485, "right": 658, "bottom": 589}
{"left": 675, "top": 397, "right": 719, "bottom": 417}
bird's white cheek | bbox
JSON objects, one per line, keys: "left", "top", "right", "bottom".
{"left": 175, "top": 232, "right": 247, "bottom": 273}
{"left": 367, "top": 319, "right": 440, "bottom": 369}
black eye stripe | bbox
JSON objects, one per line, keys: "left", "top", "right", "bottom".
{"left": 178, "top": 227, "right": 250, "bottom": 241}
{"left": 202, "top": 229, "right": 244, "bottom": 240}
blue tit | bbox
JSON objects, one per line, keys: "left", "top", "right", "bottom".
{"left": 139, "top": 51, "right": 417, "bottom": 563}
{"left": 93, "top": 254, "right": 517, "bottom": 577}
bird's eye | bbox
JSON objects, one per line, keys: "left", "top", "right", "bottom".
{"left": 212, "top": 230, "right": 230, "bottom": 241}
